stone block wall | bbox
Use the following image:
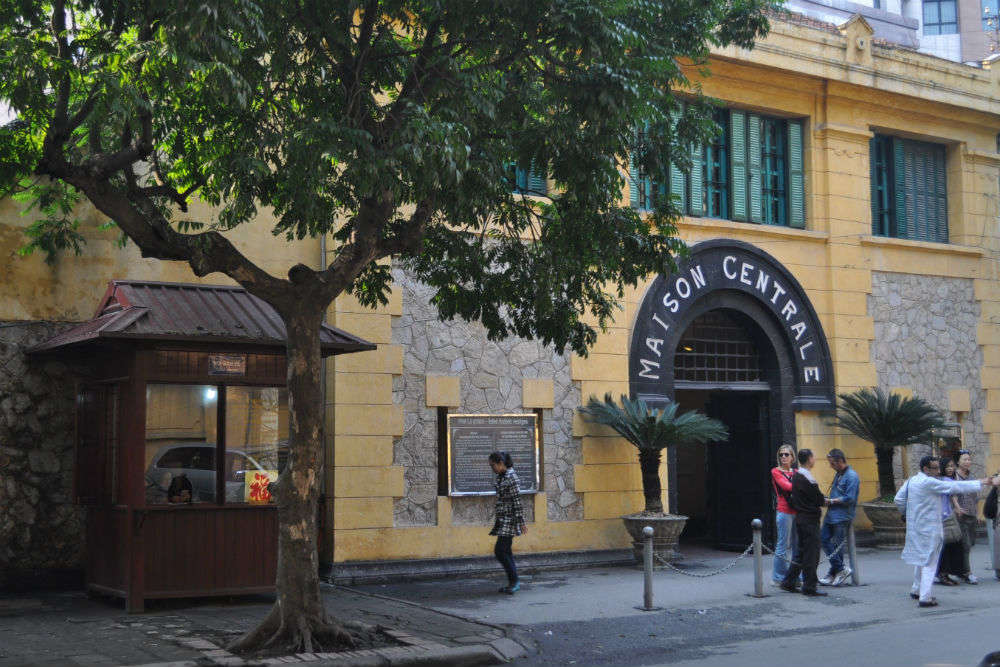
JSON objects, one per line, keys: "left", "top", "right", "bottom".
{"left": 391, "top": 268, "right": 582, "bottom": 527}
{"left": 0, "top": 322, "right": 81, "bottom": 586}
{"left": 869, "top": 272, "right": 986, "bottom": 480}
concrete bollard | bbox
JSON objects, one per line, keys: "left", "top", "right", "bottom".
{"left": 848, "top": 524, "right": 860, "bottom": 586}
{"left": 751, "top": 518, "right": 764, "bottom": 598}
{"left": 643, "top": 525, "right": 654, "bottom": 610}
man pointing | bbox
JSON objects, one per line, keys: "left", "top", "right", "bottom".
{"left": 895, "top": 456, "right": 999, "bottom": 607}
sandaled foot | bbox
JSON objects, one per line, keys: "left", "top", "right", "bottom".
{"left": 918, "top": 598, "right": 939, "bottom": 607}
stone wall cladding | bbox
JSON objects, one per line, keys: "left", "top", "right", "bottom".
{"left": 0, "top": 322, "right": 82, "bottom": 585}
{"left": 391, "top": 268, "right": 582, "bottom": 527}
{"left": 868, "top": 272, "right": 986, "bottom": 481}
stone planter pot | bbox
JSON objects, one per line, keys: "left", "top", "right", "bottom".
{"left": 861, "top": 501, "right": 905, "bottom": 550}
{"left": 621, "top": 513, "right": 688, "bottom": 564}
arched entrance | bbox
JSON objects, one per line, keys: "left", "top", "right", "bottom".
{"left": 629, "top": 240, "right": 835, "bottom": 550}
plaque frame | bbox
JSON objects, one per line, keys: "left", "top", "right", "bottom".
{"left": 446, "top": 413, "right": 540, "bottom": 496}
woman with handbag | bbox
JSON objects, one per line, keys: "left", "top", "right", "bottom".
{"left": 936, "top": 457, "right": 964, "bottom": 586}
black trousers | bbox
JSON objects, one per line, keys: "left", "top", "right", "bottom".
{"left": 494, "top": 536, "right": 518, "bottom": 585}
{"left": 783, "top": 518, "right": 821, "bottom": 592}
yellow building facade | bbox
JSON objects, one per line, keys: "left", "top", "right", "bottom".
{"left": 2, "top": 11, "right": 1000, "bottom": 578}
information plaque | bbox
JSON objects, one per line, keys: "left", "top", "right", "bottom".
{"left": 447, "top": 414, "right": 538, "bottom": 496}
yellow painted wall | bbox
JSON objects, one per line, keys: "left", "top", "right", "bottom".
{"left": 329, "top": 18, "right": 1000, "bottom": 562}
{"left": 4, "top": 14, "right": 1000, "bottom": 564}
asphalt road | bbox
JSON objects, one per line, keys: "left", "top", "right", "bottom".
{"left": 356, "top": 542, "right": 1000, "bottom": 667}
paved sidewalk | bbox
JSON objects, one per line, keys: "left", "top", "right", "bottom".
{"left": 0, "top": 584, "right": 527, "bottom": 667}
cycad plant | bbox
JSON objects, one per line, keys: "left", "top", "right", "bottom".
{"left": 831, "top": 388, "right": 945, "bottom": 499}
{"left": 579, "top": 394, "right": 728, "bottom": 514}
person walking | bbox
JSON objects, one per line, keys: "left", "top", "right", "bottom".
{"left": 780, "top": 449, "right": 828, "bottom": 597}
{"left": 818, "top": 448, "right": 859, "bottom": 587}
{"left": 770, "top": 444, "right": 797, "bottom": 586}
{"left": 894, "top": 455, "right": 997, "bottom": 607}
{"left": 488, "top": 451, "right": 526, "bottom": 594}
{"left": 936, "top": 457, "right": 965, "bottom": 586}
{"left": 953, "top": 449, "right": 980, "bottom": 584}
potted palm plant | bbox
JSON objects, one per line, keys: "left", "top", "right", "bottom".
{"left": 831, "top": 387, "right": 944, "bottom": 549}
{"left": 578, "top": 393, "right": 728, "bottom": 563}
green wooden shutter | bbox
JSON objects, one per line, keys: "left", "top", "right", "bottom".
{"left": 892, "top": 137, "right": 908, "bottom": 238}
{"left": 669, "top": 108, "right": 686, "bottom": 213}
{"left": 630, "top": 127, "right": 641, "bottom": 208}
{"left": 932, "top": 145, "right": 948, "bottom": 243}
{"left": 869, "top": 137, "right": 880, "bottom": 235}
{"left": 787, "top": 120, "right": 805, "bottom": 229}
{"left": 748, "top": 114, "right": 763, "bottom": 223}
{"left": 689, "top": 140, "right": 706, "bottom": 217}
{"left": 730, "top": 110, "right": 747, "bottom": 221}
{"left": 528, "top": 167, "right": 547, "bottom": 196}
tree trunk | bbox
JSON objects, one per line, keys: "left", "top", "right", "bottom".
{"left": 230, "top": 308, "right": 353, "bottom": 655}
{"left": 638, "top": 448, "right": 664, "bottom": 513}
{"left": 875, "top": 445, "right": 896, "bottom": 500}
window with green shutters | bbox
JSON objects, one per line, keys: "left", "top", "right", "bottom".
{"left": 704, "top": 110, "right": 729, "bottom": 219}
{"left": 869, "top": 134, "right": 948, "bottom": 243}
{"left": 629, "top": 126, "right": 664, "bottom": 211}
{"left": 629, "top": 108, "right": 805, "bottom": 228}
{"left": 509, "top": 164, "right": 548, "bottom": 196}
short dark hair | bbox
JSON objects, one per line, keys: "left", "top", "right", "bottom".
{"left": 919, "top": 455, "right": 939, "bottom": 472}
{"left": 488, "top": 451, "right": 514, "bottom": 468}
{"left": 827, "top": 448, "right": 846, "bottom": 462}
{"left": 798, "top": 449, "right": 813, "bottom": 466}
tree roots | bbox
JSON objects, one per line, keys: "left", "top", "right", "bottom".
{"left": 229, "top": 603, "right": 355, "bottom": 656}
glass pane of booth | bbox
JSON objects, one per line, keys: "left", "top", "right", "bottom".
{"left": 144, "top": 384, "right": 218, "bottom": 504}
{"left": 224, "top": 386, "right": 289, "bottom": 504}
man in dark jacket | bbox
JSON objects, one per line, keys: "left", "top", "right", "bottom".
{"left": 781, "top": 449, "right": 828, "bottom": 597}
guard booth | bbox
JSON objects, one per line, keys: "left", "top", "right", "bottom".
{"left": 29, "top": 280, "right": 374, "bottom": 612}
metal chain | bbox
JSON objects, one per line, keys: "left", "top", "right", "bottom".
{"left": 653, "top": 542, "right": 755, "bottom": 577}
{"left": 762, "top": 531, "right": 850, "bottom": 568}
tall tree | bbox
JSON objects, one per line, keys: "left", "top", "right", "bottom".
{"left": 0, "top": 0, "right": 776, "bottom": 653}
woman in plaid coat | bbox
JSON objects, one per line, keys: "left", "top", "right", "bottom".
{"left": 489, "top": 451, "right": 526, "bottom": 593}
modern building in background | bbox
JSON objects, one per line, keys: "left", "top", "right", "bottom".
{"left": 2, "top": 7, "right": 1000, "bottom": 595}
{"left": 788, "top": 0, "right": 1000, "bottom": 62}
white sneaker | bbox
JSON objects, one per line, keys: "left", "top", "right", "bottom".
{"left": 965, "top": 573, "right": 979, "bottom": 584}
{"left": 818, "top": 574, "right": 834, "bottom": 586}
{"left": 832, "top": 567, "right": 852, "bottom": 586}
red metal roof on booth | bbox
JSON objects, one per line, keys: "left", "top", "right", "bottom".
{"left": 29, "top": 280, "right": 377, "bottom": 355}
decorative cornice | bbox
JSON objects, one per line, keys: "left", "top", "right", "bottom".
{"left": 965, "top": 148, "right": 1000, "bottom": 166}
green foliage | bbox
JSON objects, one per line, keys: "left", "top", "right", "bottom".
{"left": 831, "top": 388, "right": 944, "bottom": 452}
{"left": 578, "top": 393, "right": 729, "bottom": 452}
{"left": 1, "top": 0, "right": 778, "bottom": 354}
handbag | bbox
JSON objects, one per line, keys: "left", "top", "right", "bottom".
{"left": 942, "top": 513, "right": 962, "bottom": 543}
{"left": 985, "top": 486, "right": 998, "bottom": 520}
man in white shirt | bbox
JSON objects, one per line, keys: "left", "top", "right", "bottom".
{"left": 895, "top": 455, "right": 999, "bottom": 607}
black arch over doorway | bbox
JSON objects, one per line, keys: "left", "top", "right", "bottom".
{"left": 629, "top": 239, "right": 835, "bottom": 410}
{"left": 627, "top": 239, "right": 836, "bottom": 518}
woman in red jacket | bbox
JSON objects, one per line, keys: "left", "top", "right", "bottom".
{"left": 771, "top": 444, "right": 797, "bottom": 585}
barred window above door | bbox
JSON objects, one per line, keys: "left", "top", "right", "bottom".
{"left": 674, "top": 311, "right": 762, "bottom": 383}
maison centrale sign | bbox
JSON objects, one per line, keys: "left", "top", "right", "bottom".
{"left": 629, "top": 239, "right": 835, "bottom": 410}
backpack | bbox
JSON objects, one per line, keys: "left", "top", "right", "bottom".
{"left": 985, "top": 486, "right": 998, "bottom": 521}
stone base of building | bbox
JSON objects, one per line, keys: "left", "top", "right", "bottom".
{"left": 326, "top": 548, "right": 633, "bottom": 586}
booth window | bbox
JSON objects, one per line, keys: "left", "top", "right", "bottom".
{"left": 144, "top": 384, "right": 288, "bottom": 505}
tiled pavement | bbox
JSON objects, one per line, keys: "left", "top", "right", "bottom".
{"left": 0, "top": 585, "right": 524, "bottom": 666}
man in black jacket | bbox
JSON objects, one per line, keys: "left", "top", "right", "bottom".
{"left": 781, "top": 449, "right": 828, "bottom": 597}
